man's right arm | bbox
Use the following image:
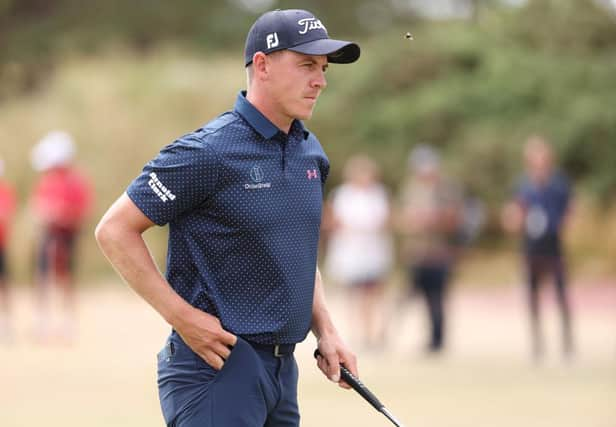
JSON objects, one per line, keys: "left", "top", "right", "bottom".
{"left": 94, "top": 193, "right": 236, "bottom": 369}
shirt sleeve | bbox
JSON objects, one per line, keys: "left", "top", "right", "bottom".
{"left": 319, "top": 155, "right": 330, "bottom": 186}
{"left": 126, "top": 135, "right": 219, "bottom": 225}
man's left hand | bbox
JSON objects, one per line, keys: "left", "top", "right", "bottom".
{"left": 315, "top": 335, "right": 358, "bottom": 390}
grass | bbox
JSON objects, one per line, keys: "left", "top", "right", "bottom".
{"left": 1, "top": 281, "right": 614, "bottom": 427}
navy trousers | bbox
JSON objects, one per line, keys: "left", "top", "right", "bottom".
{"left": 157, "top": 333, "right": 300, "bottom": 427}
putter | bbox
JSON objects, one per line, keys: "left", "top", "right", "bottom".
{"left": 314, "top": 350, "right": 406, "bottom": 427}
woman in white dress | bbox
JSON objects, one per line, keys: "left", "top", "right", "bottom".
{"left": 324, "top": 155, "right": 393, "bottom": 350}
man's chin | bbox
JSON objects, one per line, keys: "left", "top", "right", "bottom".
{"left": 296, "top": 109, "right": 314, "bottom": 121}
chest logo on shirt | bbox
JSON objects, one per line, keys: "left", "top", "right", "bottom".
{"left": 245, "top": 165, "right": 271, "bottom": 190}
{"left": 307, "top": 169, "right": 318, "bottom": 180}
{"left": 250, "top": 166, "right": 264, "bottom": 183}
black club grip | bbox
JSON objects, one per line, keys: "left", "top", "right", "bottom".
{"left": 313, "top": 349, "right": 384, "bottom": 411}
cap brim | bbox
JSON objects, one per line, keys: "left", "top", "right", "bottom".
{"left": 288, "top": 38, "right": 360, "bottom": 64}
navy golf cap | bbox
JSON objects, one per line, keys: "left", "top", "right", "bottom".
{"left": 244, "top": 9, "right": 360, "bottom": 66}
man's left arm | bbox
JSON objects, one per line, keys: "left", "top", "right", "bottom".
{"left": 311, "top": 267, "right": 358, "bottom": 389}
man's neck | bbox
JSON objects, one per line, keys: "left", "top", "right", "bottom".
{"left": 246, "top": 90, "right": 292, "bottom": 134}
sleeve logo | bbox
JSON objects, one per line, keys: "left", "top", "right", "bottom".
{"left": 148, "top": 172, "right": 176, "bottom": 202}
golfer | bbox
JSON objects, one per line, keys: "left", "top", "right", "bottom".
{"left": 95, "top": 8, "right": 360, "bottom": 426}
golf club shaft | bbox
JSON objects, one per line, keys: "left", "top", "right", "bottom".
{"left": 381, "top": 407, "right": 405, "bottom": 427}
{"left": 313, "top": 349, "right": 406, "bottom": 427}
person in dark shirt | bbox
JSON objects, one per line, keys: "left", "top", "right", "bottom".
{"left": 95, "top": 9, "right": 361, "bottom": 427}
{"left": 502, "top": 135, "right": 574, "bottom": 360}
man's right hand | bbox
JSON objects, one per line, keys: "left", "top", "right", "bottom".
{"left": 175, "top": 307, "right": 237, "bottom": 370}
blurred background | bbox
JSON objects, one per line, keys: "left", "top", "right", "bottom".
{"left": 0, "top": 0, "right": 614, "bottom": 426}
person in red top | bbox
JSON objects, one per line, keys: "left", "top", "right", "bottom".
{"left": 0, "top": 158, "right": 17, "bottom": 342}
{"left": 30, "top": 131, "right": 93, "bottom": 342}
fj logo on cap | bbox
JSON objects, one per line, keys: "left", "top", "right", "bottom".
{"left": 297, "top": 18, "right": 326, "bottom": 35}
{"left": 266, "top": 32, "right": 279, "bottom": 49}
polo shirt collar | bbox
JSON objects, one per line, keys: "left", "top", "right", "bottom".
{"left": 235, "top": 91, "right": 309, "bottom": 140}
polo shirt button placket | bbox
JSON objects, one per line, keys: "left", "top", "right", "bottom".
{"left": 277, "top": 133, "right": 289, "bottom": 174}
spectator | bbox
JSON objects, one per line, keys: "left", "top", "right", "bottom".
{"left": 324, "top": 155, "right": 393, "bottom": 351}
{"left": 398, "top": 145, "right": 463, "bottom": 354}
{"left": 502, "top": 135, "right": 574, "bottom": 360}
{"left": 30, "top": 131, "right": 93, "bottom": 343}
{"left": 0, "top": 159, "right": 16, "bottom": 342}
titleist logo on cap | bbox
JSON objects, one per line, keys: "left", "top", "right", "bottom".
{"left": 297, "top": 17, "right": 326, "bottom": 35}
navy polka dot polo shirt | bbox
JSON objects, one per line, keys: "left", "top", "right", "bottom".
{"left": 127, "top": 91, "right": 329, "bottom": 345}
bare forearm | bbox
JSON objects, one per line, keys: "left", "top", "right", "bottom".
{"left": 311, "top": 268, "right": 337, "bottom": 339}
{"left": 97, "top": 225, "right": 189, "bottom": 326}
{"left": 94, "top": 194, "right": 194, "bottom": 328}
{"left": 311, "top": 267, "right": 358, "bottom": 386}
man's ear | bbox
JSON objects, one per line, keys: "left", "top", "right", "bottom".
{"left": 252, "top": 52, "right": 268, "bottom": 80}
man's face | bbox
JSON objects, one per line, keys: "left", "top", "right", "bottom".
{"left": 525, "top": 144, "right": 553, "bottom": 183}
{"left": 264, "top": 50, "right": 328, "bottom": 121}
